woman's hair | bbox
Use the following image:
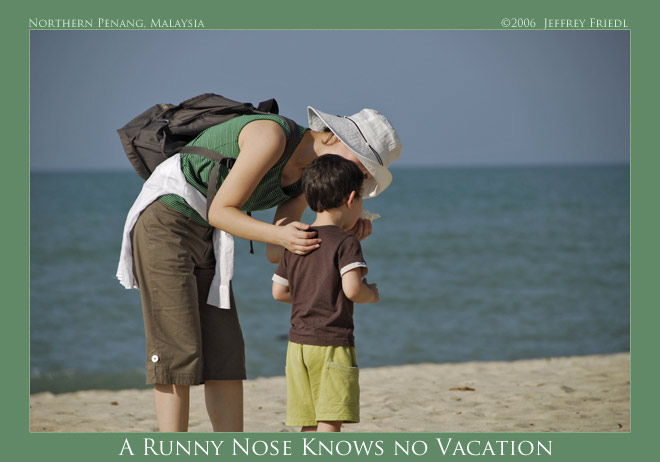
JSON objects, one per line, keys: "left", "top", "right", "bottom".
{"left": 302, "top": 154, "right": 364, "bottom": 212}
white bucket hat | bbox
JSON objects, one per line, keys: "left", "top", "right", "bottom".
{"left": 307, "top": 107, "right": 402, "bottom": 197}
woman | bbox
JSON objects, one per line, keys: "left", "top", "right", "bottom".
{"left": 118, "top": 105, "right": 401, "bottom": 432}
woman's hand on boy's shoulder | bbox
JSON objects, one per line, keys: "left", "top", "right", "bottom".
{"left": 278, "top": 221, "right": 321, "bottom": 256}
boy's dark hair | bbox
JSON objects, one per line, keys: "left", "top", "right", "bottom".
{"left": 302, "top": 154, "right": 365, "bottom": 212}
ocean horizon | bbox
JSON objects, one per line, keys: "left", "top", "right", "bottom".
{"left": 30, "top": 164, "right": 630, "bottom": 394}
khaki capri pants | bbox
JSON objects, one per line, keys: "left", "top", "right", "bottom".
{"left": 132, "top": 200, "right": 246, "bottom": 385}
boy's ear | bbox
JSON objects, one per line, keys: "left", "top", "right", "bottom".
{"left": 346, "top": 190, "right": 358, "bottom": 207}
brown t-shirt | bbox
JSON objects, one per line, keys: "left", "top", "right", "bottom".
{"left": 273, "top": 226, "right": 367, "bottom": 347}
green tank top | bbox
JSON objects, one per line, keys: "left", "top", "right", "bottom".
{"left": 159, "top": 114, "right": 307, "bottom": 226}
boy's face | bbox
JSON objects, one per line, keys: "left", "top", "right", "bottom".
{"left": 346, "top": 192, "right": 363, "bottom": 229}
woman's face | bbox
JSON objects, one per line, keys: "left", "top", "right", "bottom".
{"left": 333, "top": 141, "right": 372, "bottom": 179}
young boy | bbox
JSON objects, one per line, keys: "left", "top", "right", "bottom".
{"left": 272, "top": 154, "right": 380, "bottom": 432}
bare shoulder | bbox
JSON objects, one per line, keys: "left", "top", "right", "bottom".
{"left": 238, "top": 119, "right": 286, "bottom": 150}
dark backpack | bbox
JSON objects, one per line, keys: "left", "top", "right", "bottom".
{"left": 117, "top": 93, "right": 281, "bottom": 180}
{"left": 118, "top": 93, "right": 299, "bottom": 253}
{"left": 117, "top": 92, "right": 299, "bottom": 207}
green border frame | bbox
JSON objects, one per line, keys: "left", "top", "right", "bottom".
{"left": 12, "top": 0, "right": 648, "bottom": 460}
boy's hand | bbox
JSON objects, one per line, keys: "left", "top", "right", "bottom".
{"left": 363, "top": 278, "right": 379, "bottom": 303}
{"left": 342, "top": 270, "right": 378, "bottom": 303}
{"left": 347, "top": 218, "right": 373, "bottom": 241}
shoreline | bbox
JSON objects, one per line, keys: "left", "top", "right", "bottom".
{"left": 30, "top": 352, "right": 630, "bottom": 433}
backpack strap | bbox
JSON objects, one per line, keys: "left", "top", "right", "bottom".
{"left": 175, "top": 145, "right": 235, "bottom": 217}
{"left": 178, "top": 145, "right": 256, "bottom": 253}
{"left": 278, "top": 116, "right": 302, "bottom": 166}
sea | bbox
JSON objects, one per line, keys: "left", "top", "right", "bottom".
{"left": 30, "top": 165, "right": 630, "bottom": 394}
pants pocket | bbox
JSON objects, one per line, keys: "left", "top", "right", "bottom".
{"left": 323, "top": 361, "right": 360, "bottom": 408}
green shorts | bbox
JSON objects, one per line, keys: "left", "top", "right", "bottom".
{"left": 285, "top": 342, "right": 360, "bottom": 427}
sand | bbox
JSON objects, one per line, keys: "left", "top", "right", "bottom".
{"left": 29, "top": 352, "right": 629, "bottom": 433}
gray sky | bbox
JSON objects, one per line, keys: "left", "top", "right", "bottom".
{"left": 30, "top": 30, "right": 629, "bottom": 171}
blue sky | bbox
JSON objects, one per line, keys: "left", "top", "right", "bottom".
{"left": 30, "top": 30, "right": 629, "bottom": 171}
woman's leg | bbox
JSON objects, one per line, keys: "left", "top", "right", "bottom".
{"left": 133, "top": 202, "right": 208, "bottom": 432}
{"left": 154, "top": 384, "right": 191, "bottom": 432}
{"left": 204, "top": 380, "right": 244, "bottom": 431}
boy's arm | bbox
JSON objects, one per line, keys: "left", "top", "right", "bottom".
{"left": 342, "top": 268, "right": 379, "bottom": 303}
{"left": 272, "top": 275, "right": 292, "bottom": 303}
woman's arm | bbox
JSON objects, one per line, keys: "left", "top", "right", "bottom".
{"left": 266, "top": 194, "right": 311, "bottom": 263}
{"left": 207, "top": 120, "right": 321, "bottom": 254}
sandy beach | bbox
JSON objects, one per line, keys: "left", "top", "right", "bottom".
{"left": 30, "top": 352, "right": 629, "bottom": 433}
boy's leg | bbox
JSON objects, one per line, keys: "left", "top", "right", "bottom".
{"left": 154, "top": 384, "right": 191, "bottom": 432}
{"left": 204, "top": 380, "right": 244, "bottom": 432}
{"left": 298, "top": 346, "right": 357, "bottom": 432}
{"left": 301, "top": 422, "right": 342, "bottom": 432}
{"left": 315, "top": 347, "right": 360, "bottom": 426}
{"left": 286, "top": 343, "right": 318, "bottom": 429}
{"left": 316, "top": 421, "right": 342, "bottom": 432}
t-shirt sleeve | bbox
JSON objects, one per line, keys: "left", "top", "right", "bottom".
{"left": 338, "top": 235, "right": 368, "bottom": 276}
{"left": 272, "top": 253, "right": 289, "bottom": 287}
